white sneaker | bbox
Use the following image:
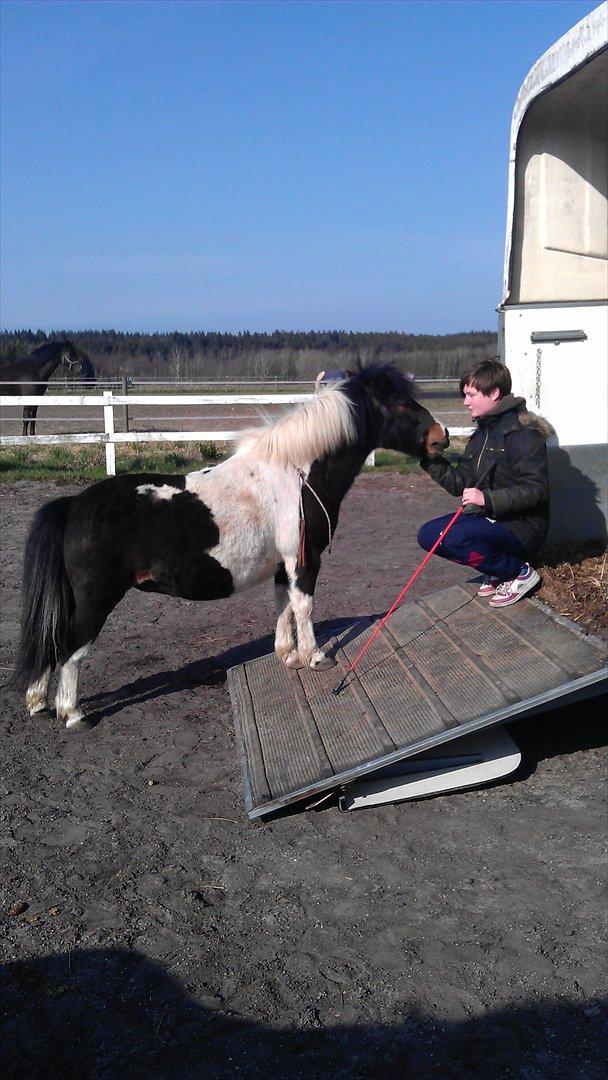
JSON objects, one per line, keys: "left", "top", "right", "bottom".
{"left": 489, "top": 565, "right": 540, "bottom": 608}
{"left": 477, "top": 577, "right": 499, "bottom": 597}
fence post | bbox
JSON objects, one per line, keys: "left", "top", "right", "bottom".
{"left": 103, "top": 391, "right": 116, "bottom": 476}
{"left": 122, "top": 374, "right": 129, "bottom": 432}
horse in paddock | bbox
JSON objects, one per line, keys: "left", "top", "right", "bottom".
{"left": 13, "top": 364, "right": 449, "bottom": 731}
{"left": 1, "top": 340, "right": 95, "bottom": 435}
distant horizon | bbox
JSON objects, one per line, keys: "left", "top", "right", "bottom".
{"left": 2, "top": 325, "right": 497, "bottom": 382}
{"left": 1, "top": 325, "right": 497, "bottom": 336}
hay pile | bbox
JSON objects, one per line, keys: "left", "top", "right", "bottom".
{"left": 538, "top": 544, "right": 607, "bottom": 641}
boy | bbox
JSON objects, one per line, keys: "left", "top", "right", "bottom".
{"left": 418, "top": 359, "right": 549, "bottom": 607}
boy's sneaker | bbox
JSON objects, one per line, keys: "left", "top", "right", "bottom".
{"left": 477, "top": 577, "right": 499, "bottom": 597}
{"left": 489, "top": 564, "right": 540, "bottom": 608}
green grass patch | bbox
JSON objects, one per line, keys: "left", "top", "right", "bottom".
{"left": 0, "top": 441, "right": 228, "bottom": 484}
{"left": 1, "top": 437, "right": 467, "bottom": 484}
{"left": 364, "top": 440, "right": 467, "bottom": 475}
{"left": 364, "top": 450, "right": 420, "bottom": 474}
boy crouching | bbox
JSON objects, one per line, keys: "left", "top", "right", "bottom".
{"left": 418, "top": 359, "right": 550, "bottom": 608}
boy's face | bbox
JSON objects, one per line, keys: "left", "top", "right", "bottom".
{"left": 462, "top": 383, "right": 501, "bottom": 419}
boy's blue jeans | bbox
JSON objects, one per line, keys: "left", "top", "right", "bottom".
{"left": 417, "top": 512, "right": 527, "bottom": 582}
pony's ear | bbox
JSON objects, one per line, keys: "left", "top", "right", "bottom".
{"left": 367, "top": 369, "right": 394, "bottom": 397}
{"left": 375, "top": 369, "right": 415, "bottom": 402}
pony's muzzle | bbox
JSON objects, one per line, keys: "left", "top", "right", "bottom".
{"left": 425, "top": 422, "right": 449, "bottom": 455}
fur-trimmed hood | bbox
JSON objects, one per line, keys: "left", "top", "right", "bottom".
{"left": 479, "top": 394, "right": 554, "bottom": 441}
{"left": 517, "top": 405, "right": 555, "bottom": 441}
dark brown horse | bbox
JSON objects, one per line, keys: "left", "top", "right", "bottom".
{"left": 1, "top": 340, "right": 95, "bottom": 435}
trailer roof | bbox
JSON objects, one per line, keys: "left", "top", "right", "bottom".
{"left": 502, "top": 2, "right": 608, "bottom": 303}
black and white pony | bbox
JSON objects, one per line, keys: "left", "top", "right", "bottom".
{"left": 13, "top": 365, "right": 448, "bottom": 730}
{"left": 1, "top": 340, "right": 95, "bottom": 435}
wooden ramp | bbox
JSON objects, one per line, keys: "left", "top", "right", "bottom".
{"left": 227, "top": 585, "right": 607, "bottom": 819}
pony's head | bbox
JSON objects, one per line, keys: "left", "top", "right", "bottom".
{"left": 239, "top": 362, "right": 447, "bottom": 468}
{"left": 342, "top": 364, "right": 449, "bottom": 457}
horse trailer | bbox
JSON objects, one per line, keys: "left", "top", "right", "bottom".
{"left": 499, "top": 2, "right": 608, "bottom": 544}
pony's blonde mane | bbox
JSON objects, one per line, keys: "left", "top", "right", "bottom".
{"left": 236, "top": 383, "right": 357, "bottom": 468}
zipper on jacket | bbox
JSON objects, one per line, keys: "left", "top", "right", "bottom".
{"left": 477, "top": 430, "right": 489, "bottom": 477}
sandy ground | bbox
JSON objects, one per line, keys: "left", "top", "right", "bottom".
{"left": 1, "top": 472, "right": 606, "bottom": 1079}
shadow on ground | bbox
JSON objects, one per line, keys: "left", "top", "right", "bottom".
{"left": 79, "top": 618, "right": 358, "bottom": 727}
{"left": 507, "top": 692, "right": 607, "bottom": 780}
{"left": 1, "top": 948, "right": 606, "bottom": 1079}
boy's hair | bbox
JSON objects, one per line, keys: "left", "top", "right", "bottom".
{"left": 459, "top": 358, "right": 512, "bottom": 398}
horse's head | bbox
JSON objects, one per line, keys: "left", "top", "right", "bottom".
{"left": 344, "top": 364, "right": 449, "bottom": 458}
{"left": 60, "top": 342, "right": 96, "bottom": 382}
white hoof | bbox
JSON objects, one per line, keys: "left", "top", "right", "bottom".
{"left": 26, "top": 674, "right": 51, "bottom": 715}
{"left": 275, "top": 644, "right": 295, "bottom": 662}
{"left": 283, "top": 649, "right": 304, "bottom": 670}
{"left": 310, "top": 651, "right": 337, "bottom": 671}
{"left": 61, "top": 709, "right": 90, "bottom": 732}
{"left": 27, "top": 701, "right": 49, "bottom": 716}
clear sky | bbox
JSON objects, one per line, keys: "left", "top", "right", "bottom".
{"left": 0, "top": 0, "right": 600, "bottom": 334}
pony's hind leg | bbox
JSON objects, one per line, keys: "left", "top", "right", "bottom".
{"left": 274, "top": 562, "right": 298, "bottom": 665}
{"left": 26, "top": 667, "right": 52, "bottom": 715}
{"left": 56, "top": 644, "right": 91, "bottom": 731}
{"left": 55, "top": 581, "right": 125, "bottom": 731}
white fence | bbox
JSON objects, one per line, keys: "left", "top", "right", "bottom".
{"left": 0, "top": 391, "right": 472, "bottom": 475}
{"left": 0, "top": 391, "right": 317, "bottom": 475}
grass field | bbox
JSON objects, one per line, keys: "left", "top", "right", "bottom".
{"left": 0, "top": 440, "right": 467, "bottom": 484}
{"left": 0, "top": 441, "right": 224, "bottom": 484}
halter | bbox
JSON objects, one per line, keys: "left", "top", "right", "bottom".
{"left": 297, "top": 468, "right": 333, "bottom": 569}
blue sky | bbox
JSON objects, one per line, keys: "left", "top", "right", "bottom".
{"left": 0, "top": 0, "right": 599, "bottom": 334}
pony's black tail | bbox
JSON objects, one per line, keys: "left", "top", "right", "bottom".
{"left": 12, "top": 496, "right": 74, "bottom": 690}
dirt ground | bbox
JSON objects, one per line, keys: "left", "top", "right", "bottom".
{"left": 1, "top": 472, "right": 606, "bottom": 1080}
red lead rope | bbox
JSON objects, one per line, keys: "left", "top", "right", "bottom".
{"left": 332, "top": 505, "right": 464, "bottom": 695}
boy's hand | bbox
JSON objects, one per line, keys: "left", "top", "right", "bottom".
{"left": 461, "top": 487, "right": 485, "bottom": 508}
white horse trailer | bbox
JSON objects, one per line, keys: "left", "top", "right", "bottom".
{"left": 499, "top": 2, "right": 608, "bottom": 544}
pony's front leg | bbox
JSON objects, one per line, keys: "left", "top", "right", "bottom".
{"left": 274, "top": 562, "right": 297, "bottom": 664}
{"left": 287, "top": 560, "right": 336, "bottom": 671}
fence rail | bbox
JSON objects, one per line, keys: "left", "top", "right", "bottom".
{"left": 1, "top": 391, "right": 473, "bottom": 475}
{"left": 0, "top": 391, "right": 316, "bottom": 475}
{"left": 0, "top": 376, "right": 461, "bottom": 389}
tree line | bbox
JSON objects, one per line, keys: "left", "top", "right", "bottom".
{"left": 0, "top": 329, "right": 498, "bottom": 381}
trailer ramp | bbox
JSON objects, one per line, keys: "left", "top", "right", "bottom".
{"left": 228, "top": 584, "right": 607, "bottom": 819}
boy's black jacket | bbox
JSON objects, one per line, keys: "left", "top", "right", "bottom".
{"left": 421, "top": 394, "right": 551, "bottom": 553}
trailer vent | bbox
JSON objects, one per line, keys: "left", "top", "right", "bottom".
{"left": 530, "top": 330, "right": 587, "bottom": 344}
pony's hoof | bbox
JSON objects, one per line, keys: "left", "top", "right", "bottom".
{"left": 275, "top": 646, "right": 295, "bottom": 663}
{"left": 61, "top": 710, "right": 92, "bottom": 732}
{"left": 284, "top": 650, "right": 304, "bottom": 670}
{"left": 310, "top": 653, "right": 337, "bottom": 671}
{"left": 27, "top": 701, "right": 49, "bottom": 717}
